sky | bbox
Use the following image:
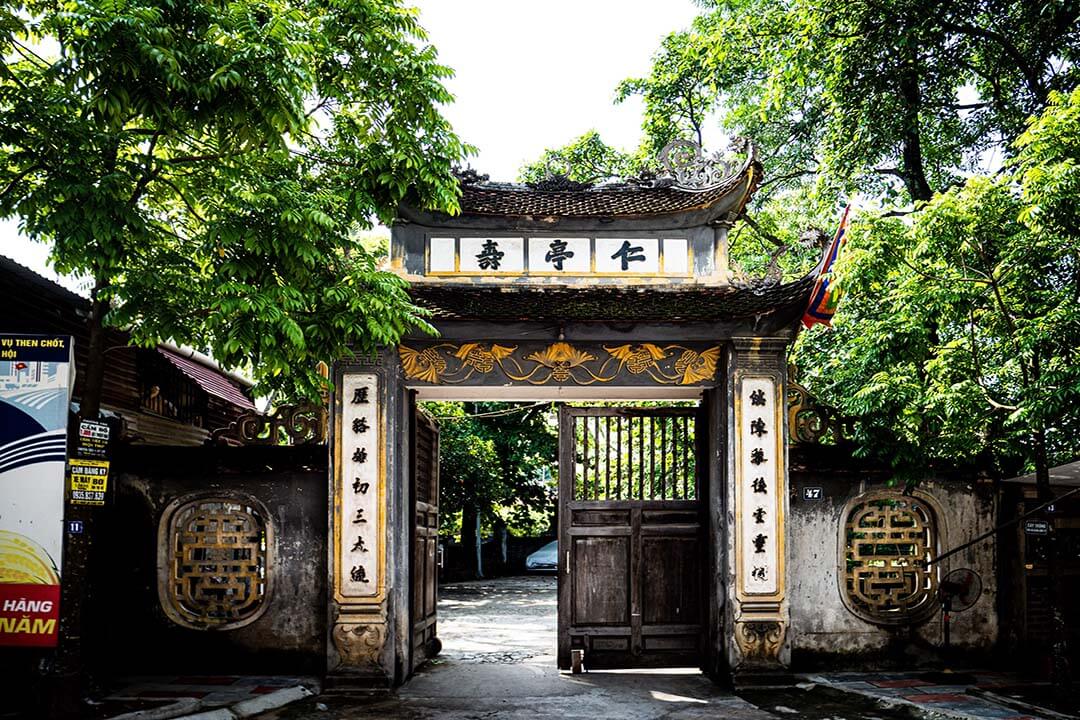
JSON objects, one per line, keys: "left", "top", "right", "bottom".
{"left": 0, "top": 1, "right": 708, "bottom": 294}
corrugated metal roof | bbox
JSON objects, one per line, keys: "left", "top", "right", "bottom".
{"left": 157, "top": 347, "right": 255, "bottom": 411}
{"left": 1004, "top": 461, "right": 1080, "bottom": 487}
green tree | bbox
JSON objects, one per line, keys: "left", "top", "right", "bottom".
{"left": 793, "top": 89, "right": 1080, "bottom": 688}
{"left": 615, "top": 30, "right": 716, "bottom": 155}
{"left": 625, "top": 0, "right": 1078, "bottom": 205}
{"left": 616, "top": 0, "right": 1079, "bottom": 277}
{"left": 518, "top": 130, "right": 638, "bottom": 185}
{"left": 0, "top": 0, "right": 470, "bottom": 414}
{"left": 425, "top": 402, "right": 557, "bottom": 578}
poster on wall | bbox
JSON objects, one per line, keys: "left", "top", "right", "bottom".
{"left": 0, "top": 334, "right": 73, "bottom": 647}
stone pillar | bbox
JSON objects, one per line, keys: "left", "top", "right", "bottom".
{"left": 328, "top": 363, "right": 392, "bottom": 686}
{"left": 725, "top": 338, "right": 791, "bottom": 673}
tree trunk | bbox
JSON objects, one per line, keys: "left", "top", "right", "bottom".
{"left": 461, "top": 502, "right": 482, "bottom": 579}
{"left": 80, "top": 283, "right": 108, "bottom": 420}
{"left": 898, "top": 62, "right": 933, "bottom": 203}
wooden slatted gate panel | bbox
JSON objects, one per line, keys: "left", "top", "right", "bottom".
{"left": 558, "top": 406, "right": 705, "bottom": 669}
{"left": 411, "top": 404, "right": 440, "bottom": 670}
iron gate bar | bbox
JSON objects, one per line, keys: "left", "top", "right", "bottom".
{"left": 637, "top": 417, "right": 645, "bottom": 501}
{"left": 568, "top": 407, "right": 699, "bottom": 502}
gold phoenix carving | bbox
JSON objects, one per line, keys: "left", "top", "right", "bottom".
{"left": 399, "top": 342, "right": 720, "bottom": 386}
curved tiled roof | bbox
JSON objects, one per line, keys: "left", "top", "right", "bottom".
{"left": 458, "top": 170, "right": 754, "bottom": 218}
{"left": 409, "top": 275, "right": 814, "bottom": 324}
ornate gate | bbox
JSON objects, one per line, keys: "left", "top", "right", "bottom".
{"left": 558, "top": 406, "right": 706, "bottom": 669}
{"left": 410, "top": 402, "right": 440, "bottom": 670}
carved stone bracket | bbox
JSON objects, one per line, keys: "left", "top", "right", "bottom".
{"left": 332, "top": 621, "right": 385, "bottom": 667}
{"left": 735, "top": 620, "right": 786, "bottom": 664}
{"left": 786, "top": 366, "right": 854, "bottom": 444}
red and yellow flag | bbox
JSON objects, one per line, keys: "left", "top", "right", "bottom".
{"left": 802, "top": 205, "right": 851, "bottom": 329}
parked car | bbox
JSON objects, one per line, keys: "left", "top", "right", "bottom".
{"left": 525, "top": 540, "right": 557, "bottom": 572}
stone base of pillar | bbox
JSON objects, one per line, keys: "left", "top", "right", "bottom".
{"left": 733, "top": 617, "right": 788, "bottom": 671}
{"left": 322, "top": 668, "right": 392, "bottom": 695}
{"left": 328, "top": 614, "right": 391, "bottom": 692}
{"left": 732, "top": 670, "right": 799, "bottom": 688}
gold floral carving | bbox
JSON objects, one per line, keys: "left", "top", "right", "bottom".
{"left": 525, "top": 342, "right": 598, "bottom": 382}
{"left": 398, "top": 342, "right": 721, "bottom": 386}
{"left": 735, "top": 620, "right": 785, "bottom": 662}
{"left": 332, "top": 622, "right": 384, "bottom": 666}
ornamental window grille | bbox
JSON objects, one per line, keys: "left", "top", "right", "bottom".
{"left": 159, "top": 495, "right": 271, "bottom": 630}
{"left": 840, "top": 491, "right": 939, "bottom": 625}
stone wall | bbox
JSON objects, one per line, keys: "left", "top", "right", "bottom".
{"left": 786, "top": 444, "right": 998, "bottom": 668}
{"left": 86, "top": 445, "right": 328, "bottom": 675}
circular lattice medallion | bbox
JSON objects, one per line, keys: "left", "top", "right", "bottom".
{"left": 839, "top": 490, "right": 942, "bottom": 625}
{"left": 157, "top": 494, "right": 273, "bottom": 630}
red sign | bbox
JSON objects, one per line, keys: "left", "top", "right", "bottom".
{"left": 0, "top": 583, "right": 60, "bottom": 647}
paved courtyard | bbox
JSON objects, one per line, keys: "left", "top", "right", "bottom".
{"left": 258, "top": 575, "right": 959, "bottom": 720}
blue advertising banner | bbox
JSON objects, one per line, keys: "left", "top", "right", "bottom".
{"left": 0, "top": 334, "right": 73, "bottom": 647}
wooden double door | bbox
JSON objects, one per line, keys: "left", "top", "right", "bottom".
{"left": 557, "top": 406, "right": 706, "bottom": 669}
{"left": 409, "top": 402, "right": 706, "bottom": 673}
{"left": 410, "top": 404, "right": 440, "bottom": 671}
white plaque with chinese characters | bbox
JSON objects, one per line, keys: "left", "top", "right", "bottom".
{"left": 459, "top": 237, "right": 525, "bottom": 273}
{"left": 339, "top": 373, "right": 380, "bottom": 598}
{"left": 426, "top": 236, "right": 691, "bottom": 277}
{"left": 739, "top": 377, "right": 780, "bottom": 596}
{"left": 595, "top": 238, "right": 660, "bottom": 274}
{"left": 526, "top": 237, "right": 590, "bottom": 273}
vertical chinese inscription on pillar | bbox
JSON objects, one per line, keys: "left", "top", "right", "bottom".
{"left": 740, "top": 377, "right": 780, "bottom": 597}
{"left": 340, "top": 374, "right": 379, "bottom": 598}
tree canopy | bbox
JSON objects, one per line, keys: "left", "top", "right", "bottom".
{"left": 518, "top": 0, "right": 1080, "bottom": 483}
{"left": 517, "top": 130, "right": 639, "bottom": 185}
{"left": 426, "top": 402, "right": 557, "bottom": 542}
{"left": 0, "top": 0, "right": 471, "bottom": 409}
{"left": 793, "top": 90, "right": 1080, "bottom": 479}
{"left": 607, "top": 0, "right": 1080, "bottom": 280}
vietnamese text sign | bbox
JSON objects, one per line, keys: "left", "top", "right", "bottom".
{"left": 69, "top": 458, "right": 109, "bottom": 506}
{"left": 76, "top": 419, "right": 110, "bottom": 460}
{"left": 1023, "top": 519, "right": 1051, "bottom": 536}
{"left": 0, "top": 334, "right": 73, "bottom": 646}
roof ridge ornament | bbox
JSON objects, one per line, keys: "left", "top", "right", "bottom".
{"left": 452, "top": 166, "right": 489, "bottom": 186}
{"left": 658, "top": 137, "right": 753, "bottom": 190}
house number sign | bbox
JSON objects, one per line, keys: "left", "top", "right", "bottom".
{"left": 739, "top": 377, "right": 782, "bottom": 596}
{"left": 340, "top": 373, "right": 380, "bottom": 597}
{"left": 427, "top": 236, "right": 691, "bottom": 277}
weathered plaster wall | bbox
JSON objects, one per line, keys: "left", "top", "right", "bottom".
{"left": 88, "top": 445, "right": 328, "bottom": 675}
{"left": 786, "top": 446, "right": 998, "bottom": 668}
